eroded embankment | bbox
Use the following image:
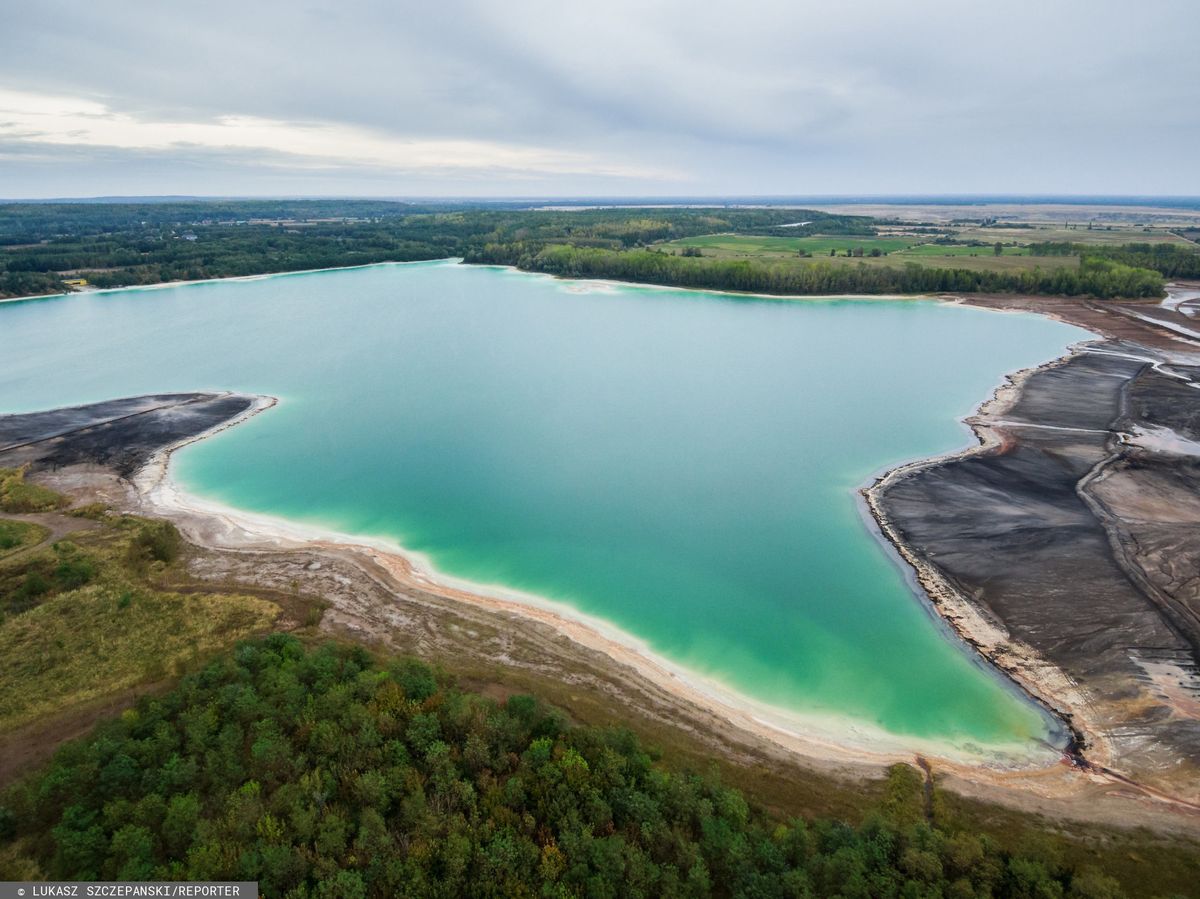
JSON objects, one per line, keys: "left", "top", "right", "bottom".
{"left": 871, "top": 299, "right": 1200, "bottom": 805}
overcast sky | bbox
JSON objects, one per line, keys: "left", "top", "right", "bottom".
{"left": 1, "top": 0, "right": 1197, "bottom": 198}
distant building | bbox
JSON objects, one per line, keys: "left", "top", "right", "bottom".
{"left": 62, "top": 278, "right": 89, "bottom": 288}
{"left": 180, "top": 231, "right": 198, "bottom": 241}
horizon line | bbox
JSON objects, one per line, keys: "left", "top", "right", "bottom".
{"left": 4, "top": 193, "right": 1200, "bottom": 205}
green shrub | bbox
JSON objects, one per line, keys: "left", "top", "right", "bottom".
{"left": 0, "top": 521, "right": 29, "bottom": 550}
{"left": 51, "top": 542, "right": 96, "bottom": 590}
{"left": 130, "top": 521, "right": 182, "bottom": 565}
{"left": 16, "top": 571, "right": 50, "bottom": 600}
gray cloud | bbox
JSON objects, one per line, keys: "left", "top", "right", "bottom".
{"left": 0, "top": 0, "right": 1197, "bottom": 197}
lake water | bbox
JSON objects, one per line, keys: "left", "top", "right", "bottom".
{"left": 0, "top": 262, "right": 1087, "bottom": 754}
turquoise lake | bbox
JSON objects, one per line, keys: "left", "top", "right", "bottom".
{"left": 0, "top": 262, "right": 1087, "bottom": 752}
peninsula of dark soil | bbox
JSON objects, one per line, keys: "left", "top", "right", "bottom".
{"left": 871, "top": 288, "right": 1200, "bottom": 807}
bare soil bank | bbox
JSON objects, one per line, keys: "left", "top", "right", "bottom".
{"left": 870, "top": 286, "right": 1200, "bottom": 811}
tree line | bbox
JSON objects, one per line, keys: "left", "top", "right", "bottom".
{"left": 0, "top": 203, "right": 872, "bottom": 299}
{"left": 3, "top": 201, "right": 1186, "bottom": 300}
{"left": 0, "top": 635, "right": 1132, "bottom": 898}
{"left": 1026, "top": 242, "right": 1200, "bottom": 279}
{"left": 467, "top": 243, "right": 1165, "bottom": 299}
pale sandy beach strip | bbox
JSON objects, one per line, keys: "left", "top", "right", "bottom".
{"left": 127, "top": 389, "right": 1066, "bottom": 776}
{"left": 0, "top": 258, "right": 463, "bottom": 306}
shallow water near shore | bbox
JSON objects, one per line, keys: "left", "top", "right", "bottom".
{"left": 0, "top": 262, "right": 1088, "bottom": 753}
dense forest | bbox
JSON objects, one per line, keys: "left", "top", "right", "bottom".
{"left": 0, "top": 635, "right": 1135, "bottom": 898}
{"left": 0, "top": 201, "right": 873, "bottom": 246}
{"left": 2, "top": 200, "right": 1190, "bottom": 300}
{"left": 0, "top": 200, "right": 435, "bottom": 243}
{"left": 1026, "top": 242, "right": 1200, "bottom": 279}
{"left": 0, "top": 201, "right": 870, "bottom": 298}
{"left": 466, "top": 243, "right": 1166, "bottom": 300}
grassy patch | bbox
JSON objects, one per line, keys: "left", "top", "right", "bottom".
{"left": 657, "top": 234, "right": 1081, "bottom": 275}
{"left": 954, "top": 225, "right": 1192, "bottom": 247}
{"left": 0, "top": 540, "right": 102, "bottom": 618}
{"left": 0, "top": 583, "right": 277, "bottom": 732}
{"left": 0, "top": 467, "right": 67, "bottom": 514}
{"left": 0, "top": 520, "right": 48, "bottom": 559}
{"left": 666, "top": 233, "right": 913, "bottom": 255}
{"left": 896, "top": 243, "right": 1030, "bottom": 257}
{"left": 803, "top": 253, "right": 1081, "bottom": 274}
{"left": 0, "top": 484, "right": 281, "bottom": 732}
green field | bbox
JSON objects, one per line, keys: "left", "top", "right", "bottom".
{"left": 897, "top": 243, "right": 1029, "bottom": 257}
{"left": 667, "top": 234, "right": 913, "bottom": 255}
{"left": 0, "top": 467, "right": 66, "bottom": 514}
{"left": 658, "top": 233, "right": 1080, "bottom": 273}
{"left": 0, "top": 510, "right": 281, "bottom": 732}
{"left": 822, "top": 253, "right": 1079, "bottom": 273}
{"left": 954, "top": 225, "right": 1193, "bottom": 246}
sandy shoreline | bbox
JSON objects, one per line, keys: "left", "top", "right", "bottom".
{"left": 1, "top": 264, "right": 1085, "bottom": 767}
{"left": 130, "top": 391, "right": 1058, "bottom": 772}
{"left": 0, "top": 258, "right": 462, "bottom": 306}
{"left": 9, "top": 271, "right": 1200, "bottom": 827}
{"left": 120, "top": 373, "right": 1200, "bottom": 827}
{"left": 484, "top": 262, "right": 929, "bottom": 302}
{"left": 1, "top": 257, "right": 933, "bottom": 308}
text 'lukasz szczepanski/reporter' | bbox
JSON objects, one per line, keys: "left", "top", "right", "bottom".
{"left": 0, "top": 883, "right": 258, "bottom": 898}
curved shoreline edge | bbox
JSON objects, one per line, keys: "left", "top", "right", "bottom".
{"left": 130, "top": 391, "right": 1055, "bottom": 772}
{"left": 130, "top": 288, "right": 1200, "bottom": 820}
{"left": 861, "top": 351, "right": 1102, "bottom": 765}
{"left": 6, "top": 276, "right": 1200, "bottom": 828}
{"left": 868, "top": 285, "right": 1200, "bottom": 816}
{"left": 1, "top": 262, "right": 1077, "bottom": 769}
{"left": 0, "top": 258, "right": 465, "bottom": 306}
{"left": 0, "top": 257, "right": 930, "bottom": 309}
